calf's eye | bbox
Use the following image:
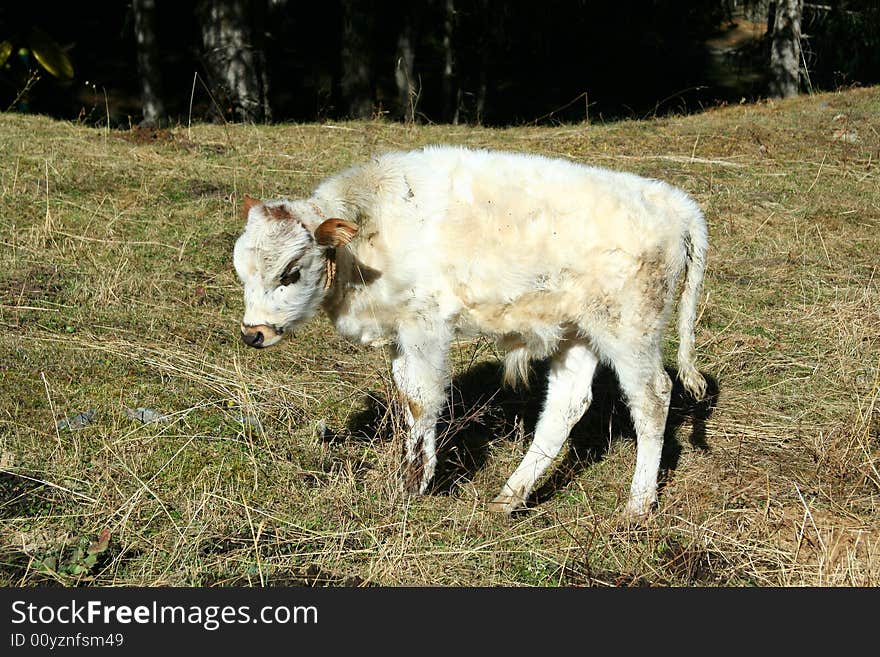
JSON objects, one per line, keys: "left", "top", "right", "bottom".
{"left": 280, "top": 263, "right": 301, "bottom": 286}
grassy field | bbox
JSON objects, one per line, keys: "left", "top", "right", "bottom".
{"left": 1, "top": 87, "right": 878, "bottom": 587}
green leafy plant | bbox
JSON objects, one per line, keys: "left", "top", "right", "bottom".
{"left": 36, "top": 529, "right": 111, "bottom": 580}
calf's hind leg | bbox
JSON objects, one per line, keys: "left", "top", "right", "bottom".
{"left": 489, "top": 341, "right": 599, "bottom": 514}
{"left": 613, "top": 348, "right": 673, "bottom": 519}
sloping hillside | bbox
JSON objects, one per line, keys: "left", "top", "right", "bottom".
{"left": 1, "top": 87, "right": 878, "bottom": 586}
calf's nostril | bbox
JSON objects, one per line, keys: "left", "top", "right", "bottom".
{"left": 241, "top": 330, "right": 265, "bottom": 348}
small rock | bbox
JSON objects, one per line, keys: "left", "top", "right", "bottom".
{"left": 124, "top": 407, "right": 169, "bottom": 424}
{"left": 831, "top": 129, "right": 860, "bottom": 144}
{"left": 314, "top": 419, "right": 342, "bottom": 443}
{"left": 57, "top": 409, "right": 96, "bottom": 431}
{"left": 238, "top": 414, "right": 262, "bottom": 429}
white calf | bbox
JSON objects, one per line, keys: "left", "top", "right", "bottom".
{"left": 233, "top": 146, "right": 708, "bottom": 518}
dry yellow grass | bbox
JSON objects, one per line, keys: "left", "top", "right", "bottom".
{"left": 0, "top": 87, "right": 878, "bottom": 586}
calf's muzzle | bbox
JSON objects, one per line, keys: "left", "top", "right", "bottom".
{"left": 240, "top": 323, "right": 279, "bottom": 348}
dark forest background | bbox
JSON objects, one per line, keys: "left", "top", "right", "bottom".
{"left": 1, "top": 0, "right": 878, "bottom": 128}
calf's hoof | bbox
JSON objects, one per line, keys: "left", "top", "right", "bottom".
{"left": 622, "top": 497, "right": 656, "bottom": 523}
{"left": 399, "top": 470, "right": 432, "bottom": 497}
{"left": 487, "top": 490, "right": 525, "bottom": 515}
{"left": 400, "top": 475, "right": 423, "bottom": 497}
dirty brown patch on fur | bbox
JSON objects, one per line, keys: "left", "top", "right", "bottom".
{"left": 633, "top": 250, "right": 672, "bottom": 318}
{"left": 266, "top": 205, "right": 294, "bottom": 222}
{"left": 402, "top": 436, "right": 425, "bottom": 494}
{"left": 641, "top": 370, "right": 673, "bottom": 429}
{"left": 406, "top": 397, "right": 423, "bottom": 422}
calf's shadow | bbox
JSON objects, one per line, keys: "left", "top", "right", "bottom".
{"left": 344, "top": 359, "right": 719, "bottom": 505}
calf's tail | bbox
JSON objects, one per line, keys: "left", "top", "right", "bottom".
{"left": 676, "top": 205, "right": 708, "bottom": 400}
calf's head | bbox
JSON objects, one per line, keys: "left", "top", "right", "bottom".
{"left": 232, "top": 195, "right": 358, "bottom": 348}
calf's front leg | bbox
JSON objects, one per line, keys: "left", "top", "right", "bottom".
{"left": 391, "top": 325, "right": 450, "bottom": 495}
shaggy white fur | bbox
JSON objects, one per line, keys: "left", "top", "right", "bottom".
{"left": 233, "top": 146, "right": 708, "bottom": 518}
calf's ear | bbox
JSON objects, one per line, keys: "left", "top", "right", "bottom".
{"left": 314, "top": 218, "right": 359, "bottom": 248}
{"left": 242, "top": 194, "right": 261, "bottom": 219}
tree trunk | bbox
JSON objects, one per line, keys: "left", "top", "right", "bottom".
{"left": 475, "top": 63, "right": 487, "bottom": 125}
{"left": 769, "top": 0, "right": 803, "bottom": 98}
{"left": 341, "top": 0, "right": 374, "bottom": 119}
{"left": 395, "top": 16, "right": 417, "bottom": 122}
{"left": 197, "top": 0, "right": 271, "bottom": 123}
{"left": 442, "top": 0, "right": 458, "bottom": 123}
{"left": 474, "top": 0, "right": 489, "bottom": 124}
{"left": 132, "top": 0, "right": 165, "bottom": 127}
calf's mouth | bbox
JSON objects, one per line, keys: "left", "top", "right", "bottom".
{"left": 240, "top": 323, "right": 284, "bottom": 348}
